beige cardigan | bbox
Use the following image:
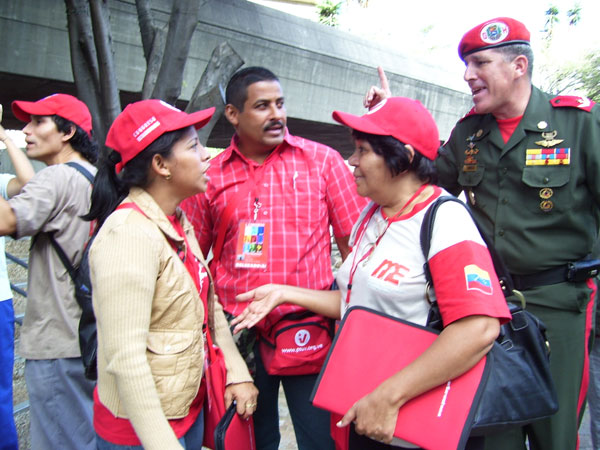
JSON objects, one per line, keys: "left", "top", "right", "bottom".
{"left": 90, "top": 188, "right": 252, "bottom": 449}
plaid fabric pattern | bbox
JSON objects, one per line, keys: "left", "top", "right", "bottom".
{"left": 182, "top": 131, "right": 367, "bottom": 324}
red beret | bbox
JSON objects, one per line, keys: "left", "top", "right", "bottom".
{"left": 459, "top": 17, "right": 530, "bottom": 60}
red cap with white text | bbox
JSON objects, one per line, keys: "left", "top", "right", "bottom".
{"left": 106, "top": 99, "right": 215, "bottom": 173}
{"left": 332, "top": 97, "right": 440, "bottom": 160}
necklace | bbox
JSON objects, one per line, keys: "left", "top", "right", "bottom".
{"left": 345, "top": 184, "right": 429, "bottom": 305}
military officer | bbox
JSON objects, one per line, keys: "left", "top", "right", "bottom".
{"left": 364, "top": 16, "right": 600, "bottom": 450}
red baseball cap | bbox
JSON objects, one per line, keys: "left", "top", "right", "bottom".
{"left": 12, "top": 93, "right": 93, "bottom": 136}
{"left": 332, "top": 97, "right": 440, "bottom": 160}
{"left": 459, "top": 17, "right": 530, "bottom": 60}
{"left": 106, "top": 99, "right": 215, "bottom": 173}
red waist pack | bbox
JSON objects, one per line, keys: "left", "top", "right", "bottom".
{"left": 258, "top": 311, "right": 334, "bottom": 376}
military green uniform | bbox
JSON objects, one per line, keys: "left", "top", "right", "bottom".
{"left": 437, "top": 86, "right": 600, "bottom": 450}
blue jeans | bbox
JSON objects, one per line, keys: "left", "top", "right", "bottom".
{"left": 0, "top": 299, "right": 17, "bottom": 450}
{"left": 96, "top": 409, "right": 204, "bottom": 449}
{"left": 253, "top": 343, "right": 334, "bottom": 450}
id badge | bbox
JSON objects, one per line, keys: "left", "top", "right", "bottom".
{"left": 234, "top": 221, "right": 270, "bottom": 269}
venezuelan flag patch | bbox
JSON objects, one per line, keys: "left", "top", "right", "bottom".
{"left": 464, "top": 264, "right": 493, "bottom": 295}
{"left": 526, "top": 148, "right": 570, "bottom": 165}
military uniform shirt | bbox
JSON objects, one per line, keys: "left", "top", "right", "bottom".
{"left": 437, "top": 86, "right": 600, "bottom": 310}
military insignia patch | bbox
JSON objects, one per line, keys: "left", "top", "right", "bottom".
{"left": 535, "top": 130, "right": 564, "bottom": 147}
{"left": 526, "top": 148, "right": 570, "bottom": 165}
{"left": 539, "top": 188, "right": 553, "bottom": 199}
{"left": 540, "top": 200, "right": 554, "bottom": 212}
{"left": 481, "top": 21, "right": 509, "bottom": 44}
{"left": 463, "top": 135, "right": 480, "bottom": 172}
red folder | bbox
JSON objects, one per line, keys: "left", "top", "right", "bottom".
{"left": 310, "top": 306, "right": 489, "bottom": 450}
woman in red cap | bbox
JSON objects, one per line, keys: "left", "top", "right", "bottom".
{"left": 85, "top": 99, "right": 257, "bottom": 449}
{"left": 232, "top": 97, "right": 511, "bottom": 449}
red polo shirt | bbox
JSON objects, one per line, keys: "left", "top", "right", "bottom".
{"left": 182, "top": 130, "right": 367, "bottom": 325}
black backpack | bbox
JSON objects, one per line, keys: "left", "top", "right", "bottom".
{"left": 46, "top": 162, "right": 98, "bottom": 380}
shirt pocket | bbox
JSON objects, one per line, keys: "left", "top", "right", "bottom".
{"left": 521, "top": 165, "right": 571, "bottom": 214}
{"left": 147, "top": 330, "right": 194, "bottom": 376}
{"left": 457, "top": 163, "right": 486, "bottom": 187}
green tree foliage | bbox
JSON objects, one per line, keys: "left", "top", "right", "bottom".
{"left": 544, "top": 49, "right": 600, "bottom": 102}
{"left": 566, "top": 4, "right": 581, "bottom": 25}
{"left": 317, "top": 0, "right": 342, "bottom": 27}
{"left": 543, "top": 5, "right": 560, "bottom": 39}
{"left": 539, "top": 2, "right": 598, "bottom": 102}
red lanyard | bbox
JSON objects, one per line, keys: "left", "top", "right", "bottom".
{"left": 345, "top": 184, "right": 429, "bottom": 304}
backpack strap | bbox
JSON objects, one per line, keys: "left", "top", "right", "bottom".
{"left": 48, "top": 234, "right": 78, "bottom": 286}
{"left": 65, "top": 161, "right": 94, "bottom": 184}
{"left": 36, "top": 161, "right": 95, "bottom": 309}
{"left": 420, "top": 196, "right": 516, "bottom": 299}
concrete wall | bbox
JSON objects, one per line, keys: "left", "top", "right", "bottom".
{"left": 0, "top": 0, "right": 472, "bottom": 144}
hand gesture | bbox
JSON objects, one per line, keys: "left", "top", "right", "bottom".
{"left": 231, "top": 284, "right": 285, "bottom": 333}
{"left": 363, "top": 66, "right": 392, "bottom": 110}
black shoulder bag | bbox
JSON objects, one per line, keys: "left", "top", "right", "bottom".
{"left": 421, "top": 196, "right": 558, "bottom": 436}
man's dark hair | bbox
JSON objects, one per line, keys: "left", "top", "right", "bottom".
{"left": 351, "top": 130, "right": 438, "bottom": 184}
{"left": 225, "top": 67, "right": 279, "bottom": 111}
{"left": 52, "top": 115, "right": 99, "bottom": 164}
{"left": 496, "top": 44, "right": 534, "bottom": 80}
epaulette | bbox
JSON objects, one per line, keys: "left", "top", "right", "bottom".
{"left": 458, "top": 107, "right": 479, "bottom": 122}
{"left": 550, "top": 95, "right": 595, "bottom": 112}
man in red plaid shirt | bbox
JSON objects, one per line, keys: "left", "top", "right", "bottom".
{"left": 182, "top": 67, "right": 366, "bottom": 450}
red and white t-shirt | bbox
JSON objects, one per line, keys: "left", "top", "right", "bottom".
{"left": 337, "top": 186, "right": 511, "bottom": 326}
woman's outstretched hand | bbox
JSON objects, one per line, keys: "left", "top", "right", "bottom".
{"left": 231, "top": 284, "right": 285, "bottom": 334}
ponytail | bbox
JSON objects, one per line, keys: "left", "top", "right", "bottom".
{"left": 82, "top": 151, "right": 127, "bottom": 227}
{"left": 82, "top": 127, "right": 189, "bottom": 228}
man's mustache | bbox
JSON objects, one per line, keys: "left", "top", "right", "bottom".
{"left": 263, "top": 120, "right": 284, "bottom": 131}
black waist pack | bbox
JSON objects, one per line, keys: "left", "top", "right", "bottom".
{"left": 422, "top": 196, "right": 558, "bottom": 435}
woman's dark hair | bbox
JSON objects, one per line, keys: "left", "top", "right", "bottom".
{"left": 351, "top": 130, "right": 438, "bottom": 184}
{"left": 83, "top": 127, "right": 189, "bottom": 227}
{"left": 52, "top": 115, "right": 99, "bottom": 164}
